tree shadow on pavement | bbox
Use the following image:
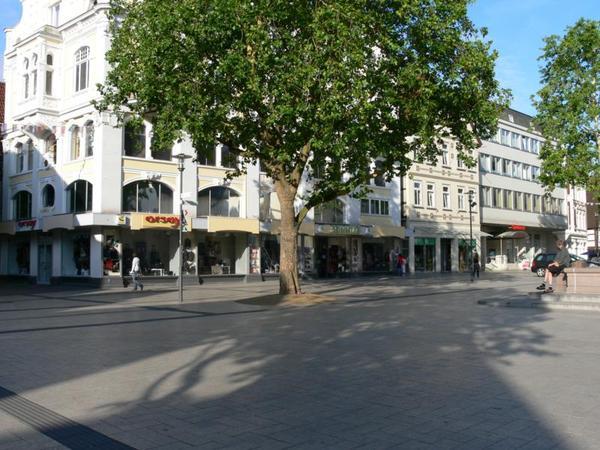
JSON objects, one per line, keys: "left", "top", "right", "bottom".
{"left": 0, "top": 279, "right": 580, "bottom": 449}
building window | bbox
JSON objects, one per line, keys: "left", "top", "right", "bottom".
{"left": 457, "top": 155, "right": 465, "bottom": 169}
{"left": 442, "top": 145, "right": 449, "bottom": 167}
{"left": 41, "top": 184, "right": 55, "bottom": 208}
{"left": 531, "top": 139, "right": 540, "bottom": 154}
{"left": 512, "top": 162, "right": 521, "bottom": 178}
{"left": 515, "top": 192, "right": 523, "bottom": 211}
{"left": 373, "top": 160, "right": 385, "bottom": 187}
{"left": 480, "top": 186, "right": 489, "bottom": 207}
{"left": 220, "top": 145, "right": 237, "bottom": 169}
{"left": 197, "top": 186, "right": 240, "bottom": 217}
{"left": 50, "top": 2, "right": 60, "bottom": 27}
{"left": 70, "top": 126, "right": 81, "bottom": 160}
{"left": 533, "top": 195, "right": 541, "bottom": 213}
{"left": 45, "top": 54, "right": 54, "bottom": 95}
{"left": 66, "top": 180, "right": 93, "bottom": 213}
{"left": 414, "top": 181, "right": 422, "bottom": 206}
{"left": 84, "top": 121, "right": 94, "bottom": 157}
{"left": 426, "top": 183, "right": 435, "bottom": 208}
{"left": 524, "top": 193, "right": 532, "bottom": 212}
{"left": 532, "top": 166, "right": 540, "bottom": 182}
{"left": 13, "top": 191, "right": 32, "bottom": 220}
{"left": 457, "top": 188, "right": 465, "bottom": 210}
{"left": 502, "top": 159, "right": 511, "bottom": 176}
{"left": 16, "top": 143, "right": 24, "bottom": 173}
{"left": 314, "top": 199, "right": 345, "bottom": 223}
{"left": 521, "top": 135, "right": 529, "bottom": 151}
{"left": 122, "top": 181, "right": 173, "bottom": 214}
{"left": 442, "top": 185, "right": 450, "bottom": 209}
{"left": 124, "top": 121, "right": 146, "bottom": 157}
{"left": 479, "top": 153, "right": 487, "bottom": 171}
{"left": 74, "top": 46, "right": 90, "bottom": 92}
{"left": 511, "top": 132, "right": 520, "bottom": 148}
{"left": 502, "top": 190, "right": 509, "bottom": 210}
{"left": 492, "top": 188, "right": 502, "bottom": 208}
{"left": 361, "top": 199, "right": 369, "bottom": 214}
{"left": 198, "top": 147, "right": 216, "bottom": 166}
{"left": 361, "top": 199, "right": 389, "bottom": 216}
{"left": 500, "top": 129, "right": 510, "bottom": 146}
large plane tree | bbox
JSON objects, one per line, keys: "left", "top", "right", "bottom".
{"left": 532, "top": 19, "right": 600, "bottom": 194}
{"left": 98, "top": 0, "right": 508, "bottom": 294}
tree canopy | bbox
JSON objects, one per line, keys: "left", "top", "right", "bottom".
{"left": 532, "top": 18, "right": 600, "bottom": 193}
{"left": 98, "top": 0, "right": 509, "bottom": 293}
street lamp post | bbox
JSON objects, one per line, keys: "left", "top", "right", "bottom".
{"left": 468, "top": 191, "right": 477, "bottom": 282}
{"left": 173, "top": 153, "right": 192, "bottom": 304}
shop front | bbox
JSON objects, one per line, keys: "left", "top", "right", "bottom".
{"left": 414, "top": 237, "right": 436, "bottom": 272}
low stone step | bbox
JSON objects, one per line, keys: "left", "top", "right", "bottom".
{"left": 541, "top": 293, "right": 600, "bottom": 303}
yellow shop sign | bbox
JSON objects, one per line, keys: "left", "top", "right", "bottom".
{"left": 130, "top": 213, "right": 180, "bottom": 230}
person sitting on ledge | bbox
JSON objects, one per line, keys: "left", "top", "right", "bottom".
{"left": 537, "top": 239, "right": 570, "bottom": 293}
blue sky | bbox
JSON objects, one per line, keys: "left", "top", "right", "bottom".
{"left": 1, "top": 1, "right": 598, "bottom": 116}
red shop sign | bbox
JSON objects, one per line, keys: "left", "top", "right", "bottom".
{"left": 509, "top": 225, "right": 526, "bottom": 231}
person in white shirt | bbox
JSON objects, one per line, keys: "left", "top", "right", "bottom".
{"left": 130, "top": 253, "right": 144, "bottom": 291}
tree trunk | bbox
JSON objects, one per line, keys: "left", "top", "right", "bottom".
{"left": 275, "top": 182, "right": 301, "bottom": 295}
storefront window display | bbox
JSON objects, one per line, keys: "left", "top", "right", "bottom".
{"left": 197, "top": 234, "right": 237, "bottom": 275}
{"left": 459, "top": 239, "right": 477, "bottom": 272}
{"left": 8, "top": 240, "right": 30, "bottom": 275}
{"left": 362, "top": 242, "right": 385, "bottom": 272}
{"left": 414, "top": 238, "right": 435, "bottom": 272}
{"left": 316, "top": 237, "right": 349, "bottom": 276}
{"left": 62, "top": 232, "right": 90, "bottom": 276}
{"left": 261, "top": 234, "right": 280, "bottom": 273}
{"left": 103, "top": 235, "right": 121, "bottom": 276}
{"left": 121, "top": 230, "right": 172, "bottom": 275}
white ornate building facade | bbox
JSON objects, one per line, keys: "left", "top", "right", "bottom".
{"left": 0, "top": 0, "right": 405, "bottom": 284}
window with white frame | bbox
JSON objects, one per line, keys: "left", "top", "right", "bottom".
{"left": 442, "top": 185, "right": 450, "bottom": 209}
{"left": 16, "top": 143, "right": 25, "bottom": 173}
{"left": 500, "top": 129, "right": 510, "bottom": 146}
{"left": 532, "top": 166, "right": 540, "bottom": 181}
{"left": 479, "top": 153, "right": 488, "bottom": 171}
{"left": 480, "top": 186, "right": 490, "bottom": 207}
{"left": 75, "top": 46, "right": 90, "bottom": 92}
{"left": 524, "top": 193, "right": 532, "bottom": 211}
{"left": 521, "top": 135, "right": 529, "bottom": 151}
{"left": 84, "top": 121, "right": 94, "bottom": 157}
{"left": 457, "top": 188, "right": 465, "bottom": 210}
{"left": 50, "top": 2, "right": 60, "bottom": 27}
{"left": 23, "top": 58, "right": 30, "bottom": 99}
{"left": 45, "top": 134, "right": 57, "bottom": 165}
{"left": 516, "top": 192, "right": 523, "bottom": 210}
{"left": 361, "top": 199, "right": 389, "bottom": 216}
{"left": 502, "top": 190, "right": 510, "bottom": 209}
{"left": 31, "top": 54, "right": 38, "bottom": 96}
{"left": 511, "top": 132, "right": 520, "bottom": 148}
{"left": 506, "top": 190, "right": 514, "bottom": 210}
{"left": 41, "top": 184, "right": 55, "bottom": 208}
{"left": 426, "top": 183, "right": 435, "bottom": 208}
{"left": 70, "top": 126, "right": 81, "bottom": 160}
{"left": 522, "top": 164, "right": 531, "bottom": 181}
{"left": 457, "top": 154, "right": 465, "bottom": 169}
{"left": 512, "top": 161, "right": 521, "bottom": 178}
{"left": 45, "top": 54, "right": 54, "bottom": 95}
{"left": 413, "top": 181, "right": 422, "bottom": 206}
{"left": 442, "top": 144, "right": 449, "bottom": 166}
{"left": 502, "top": 158, "right": 511, "bottom": 176}
{"left": 492, "top": 188, "right": 502, "bottom": 208}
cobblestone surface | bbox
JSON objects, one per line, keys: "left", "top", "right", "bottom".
{"left": 0, "top": 272, "right": 598, "bottom": 449}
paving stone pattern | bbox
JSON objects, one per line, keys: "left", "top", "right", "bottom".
{"left": 0, "top": 273, "right": 599, "bottom": 449}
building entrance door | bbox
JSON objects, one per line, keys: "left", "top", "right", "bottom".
{"left": 440, "top": 239, "right": 452, "bottom": 272}
{"left": 38, "top": 243, "right": 52, "bottom": 284}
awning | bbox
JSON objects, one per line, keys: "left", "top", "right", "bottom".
{"left": 372, "top": 225, "right": 405, "bottom": 239}
{"left": 42, "top": 214, "right": 74, "bottom": 232}
{"left": 495, "top": 231, "right": 529, "bottom": 239}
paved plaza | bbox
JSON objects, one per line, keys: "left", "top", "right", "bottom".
{"left": 0, "top": 272, "right": 599, "bottom": 449}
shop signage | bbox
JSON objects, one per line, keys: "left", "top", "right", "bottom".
{"left": 509, "top": 225, "right": 526, "bottom": 231}
{"left": 16, "top": 219, "right": 37, "bottom": 232}
{"left": 144, "top": 215, "right": 180, "bottom": 227}
{"left": 316, "top": 224, "right": 372, "bottom": 236}
{"left": 130, "top": 213, "right": 181, "bottom": 230}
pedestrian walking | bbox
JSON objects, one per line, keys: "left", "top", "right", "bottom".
{"left": 397, "top": 253, "right": 406, "bottom": 276}
{"left": 472, "top": 251, "right": 480, "bottom": 279}
{"left": 130, "top": 252, "right": 144, "bottom": 291}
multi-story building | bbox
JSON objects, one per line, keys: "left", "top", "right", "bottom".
{"left": 478, "top": 109, "right": 567, "bottom": 270}
{"left": 0, "top": 0, "right": 405, "bottom": 284}
{"left": 586, "top": 191, "right": 599, "bottom": 256}
{"left": 404, "top": 141, "right": 481, "bottom": 272}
